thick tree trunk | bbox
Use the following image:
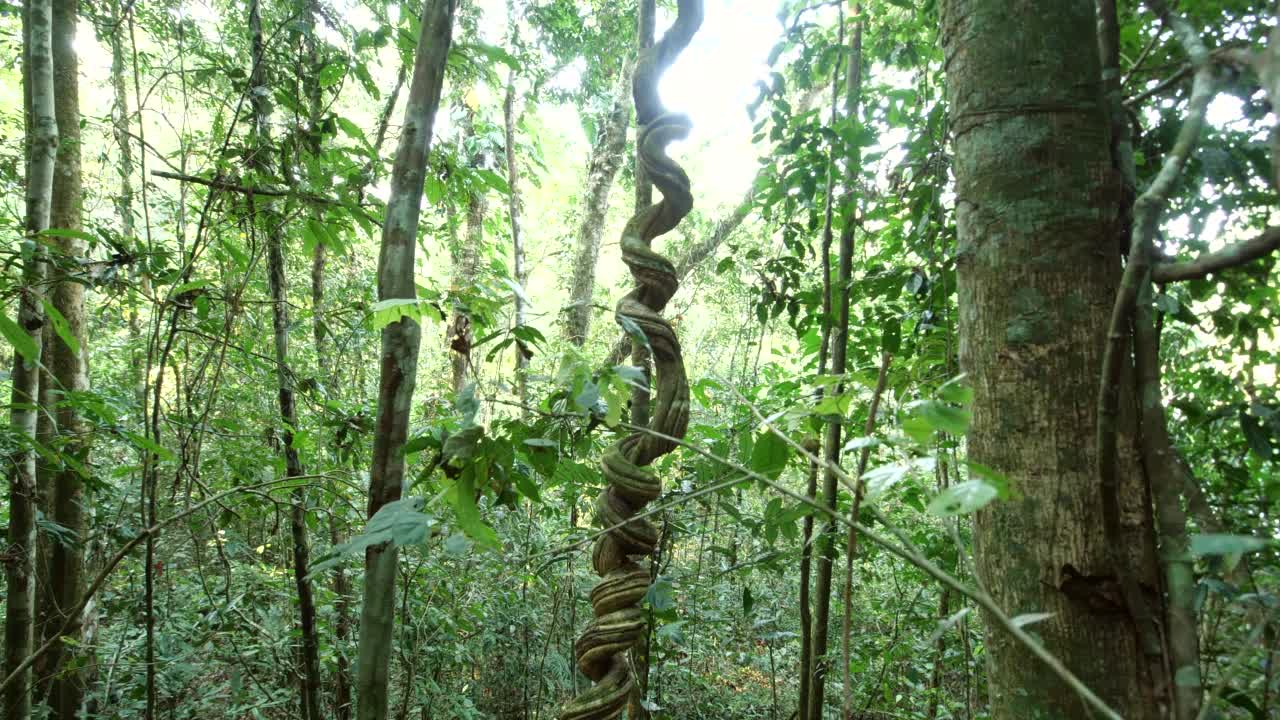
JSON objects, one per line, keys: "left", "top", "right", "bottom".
{"left": 246, "top": 2, "right": 324, "bottom": 716}
{"left": 355, "top": 2, "right": 456, "bottom": 718}
{"left": 5, "top": 0, "right": 56, "bottom": 716}
{"left": 43, "top": 0, "right": 91, "bottom": 713}
{"left": 940, "top": 1, "right": 1160, "bottom": 717}
{"left": 561, "top": 67, "right": 631, "bottom": 347}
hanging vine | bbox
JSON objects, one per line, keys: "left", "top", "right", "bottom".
{"left": 560, "top": 2, "right": 702, "bottom": 719}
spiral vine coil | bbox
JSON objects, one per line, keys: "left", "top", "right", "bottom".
{"left": 559, "top": 3, "right": 703, "bottom": 720}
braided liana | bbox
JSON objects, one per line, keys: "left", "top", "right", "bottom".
{"left": 559, "top": 3, "right": 703, "bottom": 720}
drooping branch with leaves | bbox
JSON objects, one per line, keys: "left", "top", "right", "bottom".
{"left": 559, "top": 2, "right": 702, "bottom": 719}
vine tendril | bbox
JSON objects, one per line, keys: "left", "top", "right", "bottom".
{"left": 559, "top": 3, "right": 703, "bottom": 719}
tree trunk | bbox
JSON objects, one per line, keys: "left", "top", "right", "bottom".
{"left": 940, "top": 1, "right": 1160, "bottom": 717}
{"left": 561, "top": 66, "right": 632, "bottom": 347}
{"left": 807, "top": 9, "right": 860, "bottom": 718}
{"left": 297, "top": 14, "right": 354, "bottom": 719}
{"left": 246, "top": 2, "right": 324, "bottom": 716}
{"left": 5, "top": 0, "right": 55, "bottom": 716}
{"left": 502, "top": 26, "right": 528, "bottom": 412}
{"left": 449, "top": 114, "right": 485, "bottom": 395}
{"left": 356, "top": 2, "right": 456, "bottom": 719}
{"left": 799, "top": 21, "right": 845, "bottom": 715}
{"left": 42, "top": 0, "right": 91, "bottom": 713}
{"left": 839, "top": 351, "right": 887, "bottom": 720}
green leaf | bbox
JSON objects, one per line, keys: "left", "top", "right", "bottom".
{"left": 456, "top": 383, "right": 479, "bottom": 426}
{"left": 333, "top": 116, "right": 367, "bottom": 143}
{"left": 612, "top": 364, "right": 649, "bottom": 391}
{"left": 645, "top": 576, "right": 675, "bottom": 612}
{"left": 40, "top": 227, "right": 97, "bottom": 243}
{"left": 1240, "top": 409, "right": 1276, "bottom": 461}
{"left": 750, "top": 432, "right": 790, "bottom": 481}
{"left": 1189, "top": 534, "right": 1273, "bottom": 557}
{"left": 41, "top": 299, "right": 79, "bottom": 356}
{"left": 453, "top": 41, "right": 520, "bottom": 70}
{"left": 513, "top": 469, "right": 541, "bottom": 503}
{"left": 443, "top": 426, "right": 484, "bottom": 462}
{"left": 122, "top": 431, "right": 175, "bottom": 462}
{"left": 369, "top": 298, "right": 441, "bottom": 330}
{"left": 936, "top": 375, "right": 973, "bottom": 405}
{"left": 881, "top": 318, "right": 901, "bottom": 354}
{"left": 920, "top": 401, "right": 970, "bottom": 436}
{"left": 444, "top": 532, "right": 470, "bottom": 555}
{"left": 742, "top": 586, "right": 754, "bottom": 617}
{"left": 574, "top": 381, "right": 600, "bottom": 413}
{"left": 656, "top": 620, "right": 685, "bottom": 644}
{"left": 618, "top": 315, "right": 651, "bottom": 354}
{"left": 927, "top": 479, "right": 999, "bottom": 516}
{"left": 862, "top": 462, "right": 909, "bottom": 498}
{"left": 477, "top": 169, "right": 510, "bottom": 195}
{"left": 317, "top": 63, "right": 345, "bottom": 88}
{"left": 0, "top": 314, "right": 39, "bottom": 364}
{"left": 308, "top": 497, "right": 433, "bottom": 578}
{"left": 446, "top": 470, "right": 500, "bottom": 551}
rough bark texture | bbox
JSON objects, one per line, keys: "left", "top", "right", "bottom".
{"left": 626, "top": 4, "right": 658, "bottom": 715}
{"left": 6, "top": 0, "right": 55, "bottom": 716}
{"left": 559, "top": 3, "right": 701, "bottom": 718}
{"left": 355, "top": 2, "right": 456, "bottom": 718}
{"left": 940, "top": 1, "right": 1160, "bottom": 717}
{"left": 43, "top": 0, "right": 91, "bottom": 713}
{"left": 561, "top": 68, "right": 632, "bottom": 347}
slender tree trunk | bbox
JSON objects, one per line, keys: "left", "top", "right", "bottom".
{"left": 561, "top": 65, "right": 632, "bottom": 347}
{"left": 43, "top": 0, "right": 91, "bottom": 713}
{"left": 807, "top": 10, "right": 860, "bottom": 718}
{"left": 246, "top": 2, "right": 324, "bottom": 716}
{"left": 926, "top": 586, "right": 951, "bottom": 720}
{"left": 298, "top": 16, "right": 354, "bottom": 719}
{"left": 5, "top": 0, "right": 56, "bottom": 715}
{"left": 940, "top": 1, "right": 1160, "bottom": 717}
{"left": 799, "top": 20, "right": 845, "bottom": 714}
{"left": 449, "top": 114, "right": 485, "bottom": 395}
{"left": 356, "top": 2, "right": 456, "bottom": 718}
{"left": 838, "top": 350, "right": 887, "bottom": 720}
{"left": 502, "top": 12, "right": 528, "bottom": 412}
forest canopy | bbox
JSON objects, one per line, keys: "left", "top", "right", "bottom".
{"left": 1, "top": 0, "right": 1278, "bottom": 719}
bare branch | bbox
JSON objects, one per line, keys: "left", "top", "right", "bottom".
{"left": 1153, "top": 227, "right": 1280, "bottom": 282}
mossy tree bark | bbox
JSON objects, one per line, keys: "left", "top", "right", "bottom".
{"left": 940, "top": 1, "right": 1161, "bottom": 717}
{"left": 561, "top": 67, "right": 632, "bottom": 347}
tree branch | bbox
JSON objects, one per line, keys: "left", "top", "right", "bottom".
{"left": 1152, "top": 227, "right": 1280, "bottom": 281}
{"left": 150, "top": 170, "right": 378, "bottom": 224}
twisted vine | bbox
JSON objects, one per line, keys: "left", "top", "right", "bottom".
{"left": 560, "top": 3, "right": 702, "bottom": 719}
